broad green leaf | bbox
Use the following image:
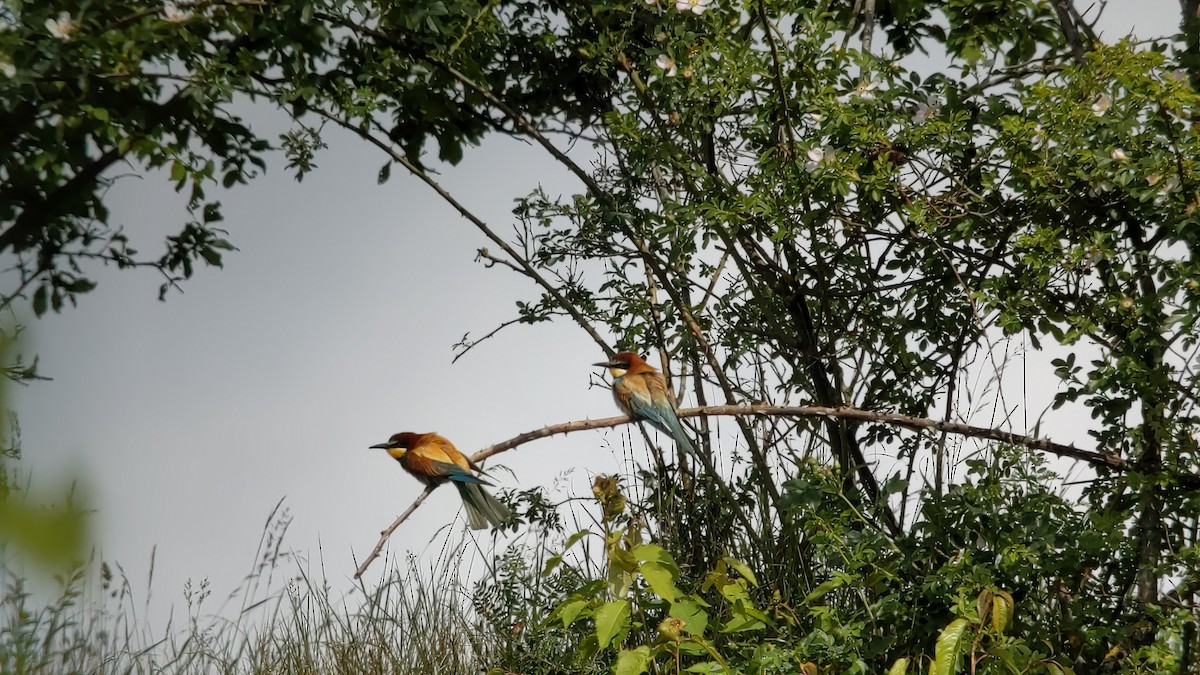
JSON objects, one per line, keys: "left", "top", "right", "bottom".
{"left": 594, "top": 599, "right": 630, "bottom": 649}
{"left": 556, "top": 598, "right": 589, "bottom": 628}
{"left": 614, "top": 646, "right": 651, "bottom": 675}
{"left": 887, "top": 657, "right": 910, "bottom": 675}
{"left": 721, "top": 556, "right": 758, "bottom": 586}
{"left": 804, "top": 576, "right": 844, "bottom": 604}
{"left": 564, "top": 529, "right": 592, "bottom": 549}
{"left": 639, "top": 560, "right": 679, "bottom": 602}
{"left": 609, "top": 545, "right": 638, "bottom": 573}
{"left": 721, "top": 603, "right": 767, "bottom": 633}
{"left": 685, "top": 662, "right": 724, "bottom": 673}
{"left": 721, "top": 615, "right": 766, "bottom": 632}
{"left": 934, "top": 618, "right": 970, "bottom": 675}
{"left": 991, "top": 590, "right": 1014, "bottom": 634}
{"left": 608, "top": 567, "right": 635, "bottom": 599}
{"left": 976, "top": 588, "right": 993, "bottom": 625}
{"left": 541, "top": 553, "right": 564, "bottom": 577}
{"left": 714, "top": 577, "right": 750, "bottom": 605}
{"left": 0, "top": 498, "right": 86, "bottom": 569}
{"left": 542, "top": 531, "right": 592, "bottom": 577}
{"left": 670, "top": 599, "right": 709, "bottom": 635}
{"left": 635, "top": 543, "right": 679, "bottom": 570}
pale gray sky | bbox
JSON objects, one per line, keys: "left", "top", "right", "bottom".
{"left": 13, "top": 107, "right": 622, "bottom": 622}
{"left": 9, "top": 0, "right": 1183, "bottom": 629}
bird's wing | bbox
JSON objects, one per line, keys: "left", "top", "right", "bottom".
{"left": 404, "top": 452, "right": 488, "bottom": 484}
{"left": 624, "top": 372, "right": 677, "bottom": 434}
{"left": 643, "top": 371, "right": 677, "bottom": 409}
{"left": 418, "top": 435, "right": 473, "bottom": 471}
{"left": 410, "top": 436, "right": 490, "bottom": 484}
{"left": 633, "top": 372, "right": 697, "bottom": 454}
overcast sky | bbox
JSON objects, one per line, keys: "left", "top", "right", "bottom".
{"left": 9, "top": 0, "right": 1183, "bottom": 632}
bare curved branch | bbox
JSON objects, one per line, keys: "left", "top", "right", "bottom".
{"left": 353, "top": 404, "right": 1175, "bottom": 578}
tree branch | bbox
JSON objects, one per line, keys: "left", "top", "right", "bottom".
{"left": 353, "top": 485, "right": 435, "bottom": 579}
{"left": 352, "top": 404, "right": 1181, "bottom": 578}
{"left": 1050, "top": 0, "right": 1089, "bottom": 63}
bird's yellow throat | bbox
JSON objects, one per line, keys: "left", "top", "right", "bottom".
{"left": 608, "top": 367, "right": 627, "bottom": 378}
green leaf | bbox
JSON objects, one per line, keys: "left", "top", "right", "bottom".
{"left": 32, "top": 285, "right": 47, "bottom": 316}
{"left": 594, "top": 599, "right": 630, "bottom": 649}
{"left": 0, "top": 494, "right": 87, "bottom": 570}
{"left": 991, "top": 590, "right": 1013, "bottom": 634}
{"left": 639, "top": 560, "right": 679, "bottom": 602}
{"left": 721, "top": 613, "right": 766, "bottom": 633}
{"left": 609, "top": 544, "right": 638, "bottom": 573}
{"left": 556, "top": 598, "right": 589, "bottom": 628}
{"left": 721, "top": 556, "right": 757, "bottom": 586}
{"left": 934, "top": 618, "right": 971, "bottom": 675}
{"left": 199, "top": 248, "right": 222, "bottom": 266}
{"left": 804, "top": 576, "right": 844, "bottom": 603}
{"left": 634, "top": 543, "right": 676, "bottom": 566}
{"left": 887, "top": 657, "right": 910, "bottom": 675}
{"left": 563, "top": 529, "right": 591, "bottom": 549}
{"left": 613, "top": 646, "right": 651, "bottom": 675}
{"left": 669, "top": 599, "right": 709, "bottom": 635}
{"left": 541, "top": 553, "right": 564, "bottom": 577}
{"left": 685, "top": 662, "right": 724, "bottom": 673}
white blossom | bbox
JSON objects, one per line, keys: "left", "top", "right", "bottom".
{"left": 45, "top": 11, "right": 77, "bottom": 40}
{"left": 0, "top": 58, "right": 14, "bottom": 79}
{"left": 1110, "top": 148, "right": 1127, "bottom": 162}
{"left": 1091, "top": 94, "right": 1111, "bottom": 116}
{"left": 913, "top": 96, "right": 941, "bottom": 124}
{"left": 805, "top": 111, "right": 824, "bottom": 125}
{"left": 805, "top": 146, "right": 835, "bottom": 172}
{"left": 655, "top": 54, "right": 677, "bottom": 77}
{"left": 162, "top": 2, "right": 193, "bottom": 22}
{"left": 675, "top": 0, "right": 713, "bottom": 15}
{"left": 1154, "top": 176, "right": 1181, "bottom": 205}
{"left": 1030, "top": 124, "right": 1045, "bottom": 148}
{"left": 852, "top": 79, "right": 878, "bottom": 100}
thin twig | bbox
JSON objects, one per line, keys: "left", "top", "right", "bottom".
{"left": 353, "top": 485, "right": 435, "bottom": 579}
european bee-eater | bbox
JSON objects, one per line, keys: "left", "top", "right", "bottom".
{"left": 369, "top": 432, "right": 511, "bottom": 530}
{"left": 594, "top": 352, "right": 697, "bottom": 455}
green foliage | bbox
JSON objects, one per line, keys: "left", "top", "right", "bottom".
{"left": 0, "top": 1, "right": 318, "bottom": 309}
{"left": 0, "top": 327, "right": 86, "bottom": 573}
{"left": 8, "top": 0, "right": 1200, "bottom": 673}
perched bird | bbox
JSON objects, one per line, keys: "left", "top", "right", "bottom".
{"left": 594, "top": 351, "right": 697, "bottom": 455}
{"left": 369, "top": 432, "right": 511, "bottom": 530}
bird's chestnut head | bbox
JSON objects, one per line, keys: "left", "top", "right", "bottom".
{"left": 369, "top": 432, "right": 422, "bottom": 459}
{"left": 593, "top": 351, "right": 644, "bottom": 378}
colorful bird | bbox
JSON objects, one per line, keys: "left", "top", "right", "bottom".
{"left": 594, "top": 352, "right": 697, "bottom": 455}
{"left": 369, "top": 432, "right": 511, "bottom": 530}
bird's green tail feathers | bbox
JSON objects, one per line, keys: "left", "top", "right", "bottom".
{"left": 665, "top": 414, "right": 698, "bottom": 455}
{"left": 456, "top": 482, "right": 511, "bottom": 530}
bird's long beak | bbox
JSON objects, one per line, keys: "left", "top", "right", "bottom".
{"left": 593, "top": 360, "right": 618, "bottom": 368}
{"left": 369, "top": 442, "right": 391, "bottom": 450}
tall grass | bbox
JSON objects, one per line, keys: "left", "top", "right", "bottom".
{"left": 0, "top": 498, "right": 529, "bottom": 675}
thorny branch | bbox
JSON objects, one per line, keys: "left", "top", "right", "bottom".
{"left": 352, "top": 403, "right": 1178, "bottom": 578}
